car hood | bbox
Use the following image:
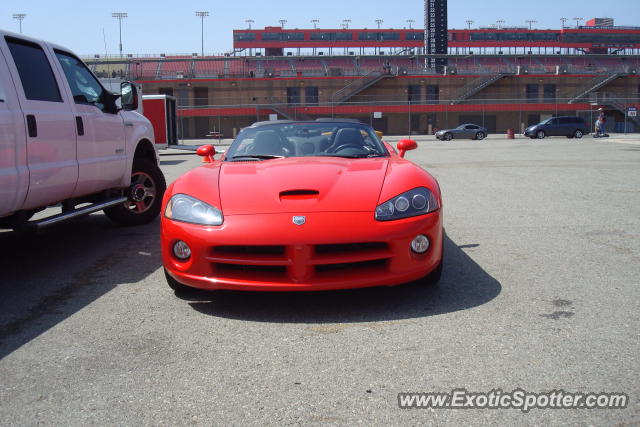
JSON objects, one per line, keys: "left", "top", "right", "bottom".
{"left": 218, "top": 157, "right": 389, "bottom": 214}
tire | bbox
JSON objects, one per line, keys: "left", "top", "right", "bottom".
{"left": 574, "top": 129, "right": 584, "bottom": 139}
{"left": 475, "top": 132, "right": 485, "bottom": 140}
{"left": 104, "top": 159, "right": 166, "bottom": 226}
{"left": 443, "top": 133, "right": 452, "bottom": 141}
{"left": 536, "top": 130, "right": 546, "bottom": 139}
{"left": 164, "top": 268, "right": 190, "bottom": 293}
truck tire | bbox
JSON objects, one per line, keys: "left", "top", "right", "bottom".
{"left": 104, "top": 159, "right": 166, "bottom": 226}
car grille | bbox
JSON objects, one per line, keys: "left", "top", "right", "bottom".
{"left": 206, "top": 242, "right": 392, "bottom": 283}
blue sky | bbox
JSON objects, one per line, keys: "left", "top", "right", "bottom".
{"left": 1, "top": 0, "right": 639, "bottom": 55}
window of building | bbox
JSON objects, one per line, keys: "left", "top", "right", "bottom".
{"left": 526, "top": 84, "right": 539, "bottom": 103}
{"left": 426, "top": 85, "right": 439, "bottom": 104}
{"left": 193, "top": 87, "right": 208, "bottom": 106}
{"left": 408, "top": 85, "right": 421, "bottom": 104}
{"left": 286, "top": 87, "right": 301, "bottom": 104}
{"left": 6, "top": 37, "right": 62, "bottom": 102}
{"left": 543, "top": 84, "right": 556, "bottom": 103}
{"left": 234, "top": 33, "right": 256, "bottom": 41}
{"left": 305, "top": 86, "right": 319, "bottom": 105}
{"left": 262, "top": 32, "right": 282, "bottom": 41}
{"left": 283, "top": 33, "right": 305, "bottom": 41}
{"left": 406, "top": 32, "right": 424, "bottom": 41}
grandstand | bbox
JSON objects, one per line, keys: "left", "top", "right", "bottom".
{"left": 86, "top": 23, "right": 640, "bottom": 138}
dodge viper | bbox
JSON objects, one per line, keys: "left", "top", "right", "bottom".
{"left": 161, "top": 120, "right": 443, "bottom": 292}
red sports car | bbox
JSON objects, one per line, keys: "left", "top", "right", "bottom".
{"left": 161, "top": 120, "right": 443, "bottom": 292}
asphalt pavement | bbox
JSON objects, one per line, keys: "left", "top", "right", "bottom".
{"left": 0, "top": 134, "right": 638, "bottom": 425}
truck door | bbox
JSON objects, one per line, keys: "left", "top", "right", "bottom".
{"left": 2, "top": 36, "right": 77, "bottom": 211}
{"left": 0, "top": 48, "right": 29, "bottom": 216}
{"left": 53, "top": 50, "right": 126, "bottom": 196}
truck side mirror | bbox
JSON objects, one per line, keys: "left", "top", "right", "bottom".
{"left": 121, "top": 81, "right": 138, "bottom": 111}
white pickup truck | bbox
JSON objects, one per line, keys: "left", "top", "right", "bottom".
{"left": 0, "top": 30, "right": 165, "bottom": 231}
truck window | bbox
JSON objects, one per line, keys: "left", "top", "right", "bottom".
{"left": 5, "top": 37, "right": 62, "bottom": 102}
{"left": 54, "top": 51, "right": 104, "bottom": 108}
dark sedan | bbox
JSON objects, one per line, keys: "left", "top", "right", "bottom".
{"left": 435, "top": 124, "right": 488, "bottom": 141}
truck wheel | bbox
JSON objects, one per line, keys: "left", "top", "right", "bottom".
{"left": 104, "top": 160, "right": 166, "bottom": 226}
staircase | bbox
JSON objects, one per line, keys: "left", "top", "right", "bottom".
{"left": 568, "top": 73, "right": 622, "bottom": 104}
{"left": 604, "top": 97, "right": 640, "bottom": 129}
{"left": 450, "top": 72, "right": 513, "bottom": 104}
{"left": 265, "top": 97, "right": 312, "bottom": 121}
{"left": 331, "top": 70, "right": 393, "bottom": 104}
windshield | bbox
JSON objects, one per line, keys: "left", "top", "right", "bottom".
{"left": 225, "top": 122, "right": 389, "bottom": 161}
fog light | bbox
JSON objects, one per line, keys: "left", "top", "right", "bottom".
{"left": 173, "top": 240, "right": 191, "bottom": 260}
{"left": 411, "top": 235, "right": 430, "bottom": 254}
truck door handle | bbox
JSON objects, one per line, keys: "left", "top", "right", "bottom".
{"left": 26, "top": 115, "right": 37, "bottom": 137}
{"left": 75, "top": 116, "right": 84, "bottom": 136}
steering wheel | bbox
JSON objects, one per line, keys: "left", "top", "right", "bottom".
{"left": 330, "top": 143, "right": 367, "bottom": 154}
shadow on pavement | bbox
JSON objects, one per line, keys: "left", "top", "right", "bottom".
{"left": 0, "top": 215, "right": 162, "bottom": 359}
{"left": 186, "top": 233, "right": 501, "bottom": 323}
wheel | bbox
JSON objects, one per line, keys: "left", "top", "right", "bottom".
{"left": 566, "top": 135, "right": 574, "bottom": 139}
{"left": 536, "top": 130, "right": 546, "bottom": 139}
{"left": 574, "top": 129, "right": 583, "bottom": 139}
{"left": 443, "top": 133, "right": 452, "bottom": 141}
{"left": 164, "top": 269, "right": 191, "bottom": 293}
{"left": 418, "top": 258, "right": 443, "bottom": 287}
{"left": 475, "top": 132, "right": 485, "bottom": 140}
{"left": 104, "top": 159, "right": 166, "bottom": 226}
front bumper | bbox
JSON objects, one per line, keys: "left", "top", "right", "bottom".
{"left": 161, "top": 211, "right": 443, "bottom": 291}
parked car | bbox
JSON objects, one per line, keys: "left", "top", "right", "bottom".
{"left": 435, "top": 124, "right": 488, "bottom": 141}
{"left": 524, "top": 116, "right": 589, "bottom": 139}
{"left": 0, "top": 30, "right": 166, "bottom": 230}
{"left": 161, "top": 120, "right": 443, "bottom": 292}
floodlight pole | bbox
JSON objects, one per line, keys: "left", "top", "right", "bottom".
{"left": 406, "top": 19, "right": 415, "bottom": 29}
{"left": 311, "top": 19, "right": 319, "bottom": 29}
{"left": 560, "top": 17, "right": 567, "bottom": 29}
{"left": 246, "top": 19, "right": 254, "bottom": 30}
{"left": 573, "top": 17, "right": 583, "bottom": 28}
{"left": 375, "top": 19, "right": 383, "bottom": 29}
{"left": 279, "top": 19, "right": 287, "bottom": 29}
{"left": 12, "top": 14, "right": 26, "bottom": 34}
{"left": 112, "top": 12, "right": 128, "bottom": 58}
{"left": 525, "top": 20, "right": 537, "bottom": 30}
{"left": 466, "top": 20, "right": 473, "bottom": 30}
{"left": 196, "top": 11, "right": 209, "bottom": 57}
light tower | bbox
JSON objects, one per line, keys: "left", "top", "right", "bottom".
{"left": 573, "top": 17, "right": 583, "bottom": 28}
{"left": 278, "top": 19, "right": 287, "bottom": 28}
{"left": 245, "top": 19, "right": 254, "bottom": 29}
{"left": 465, "top": 19, "right": 473, "bottom": 30}
{"left": 196, "top": 11, "right": 209, "bottom": 57}
{"left": 496, "top": 19, "right": 505, "bottom": 29}
{"left": 525, "top": 19, "right": 537, "bottom": 30}
{"left": 375, "top": 19, "right": 383, "bottom": 29}
{"left": 112, "top": 12, "right": 128, "bottom": 57}
{"left": 311, "top": 19, "right": 319, "bottom": 29}
{"left": 560, "top": 17, "right": 568, "bottom": 29}
{"left": 12, "top": 14, "right": 26, "bottom": 33}
{"left": 342, "top": 19, "right": 351, "bottom": 29}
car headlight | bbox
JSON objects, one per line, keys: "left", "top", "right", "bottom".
{"left": 375, "top": 187, "right": 439, "bottom": 221}
{"left": 165, "top": 194, "right": 223, "bottom": 226}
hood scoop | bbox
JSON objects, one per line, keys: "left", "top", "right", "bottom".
{"left": 279, "top": 189, "right": 320, "bottom": 201}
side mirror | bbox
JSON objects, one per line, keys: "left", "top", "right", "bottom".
{"left": 396, "top": 139, "right": 417, "bottom": 158}
{"left": 121, "top": 81, "right": 138, "bottom": 111}
{"left": 197, "top": 144, "right": 216, "bottom": 163}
